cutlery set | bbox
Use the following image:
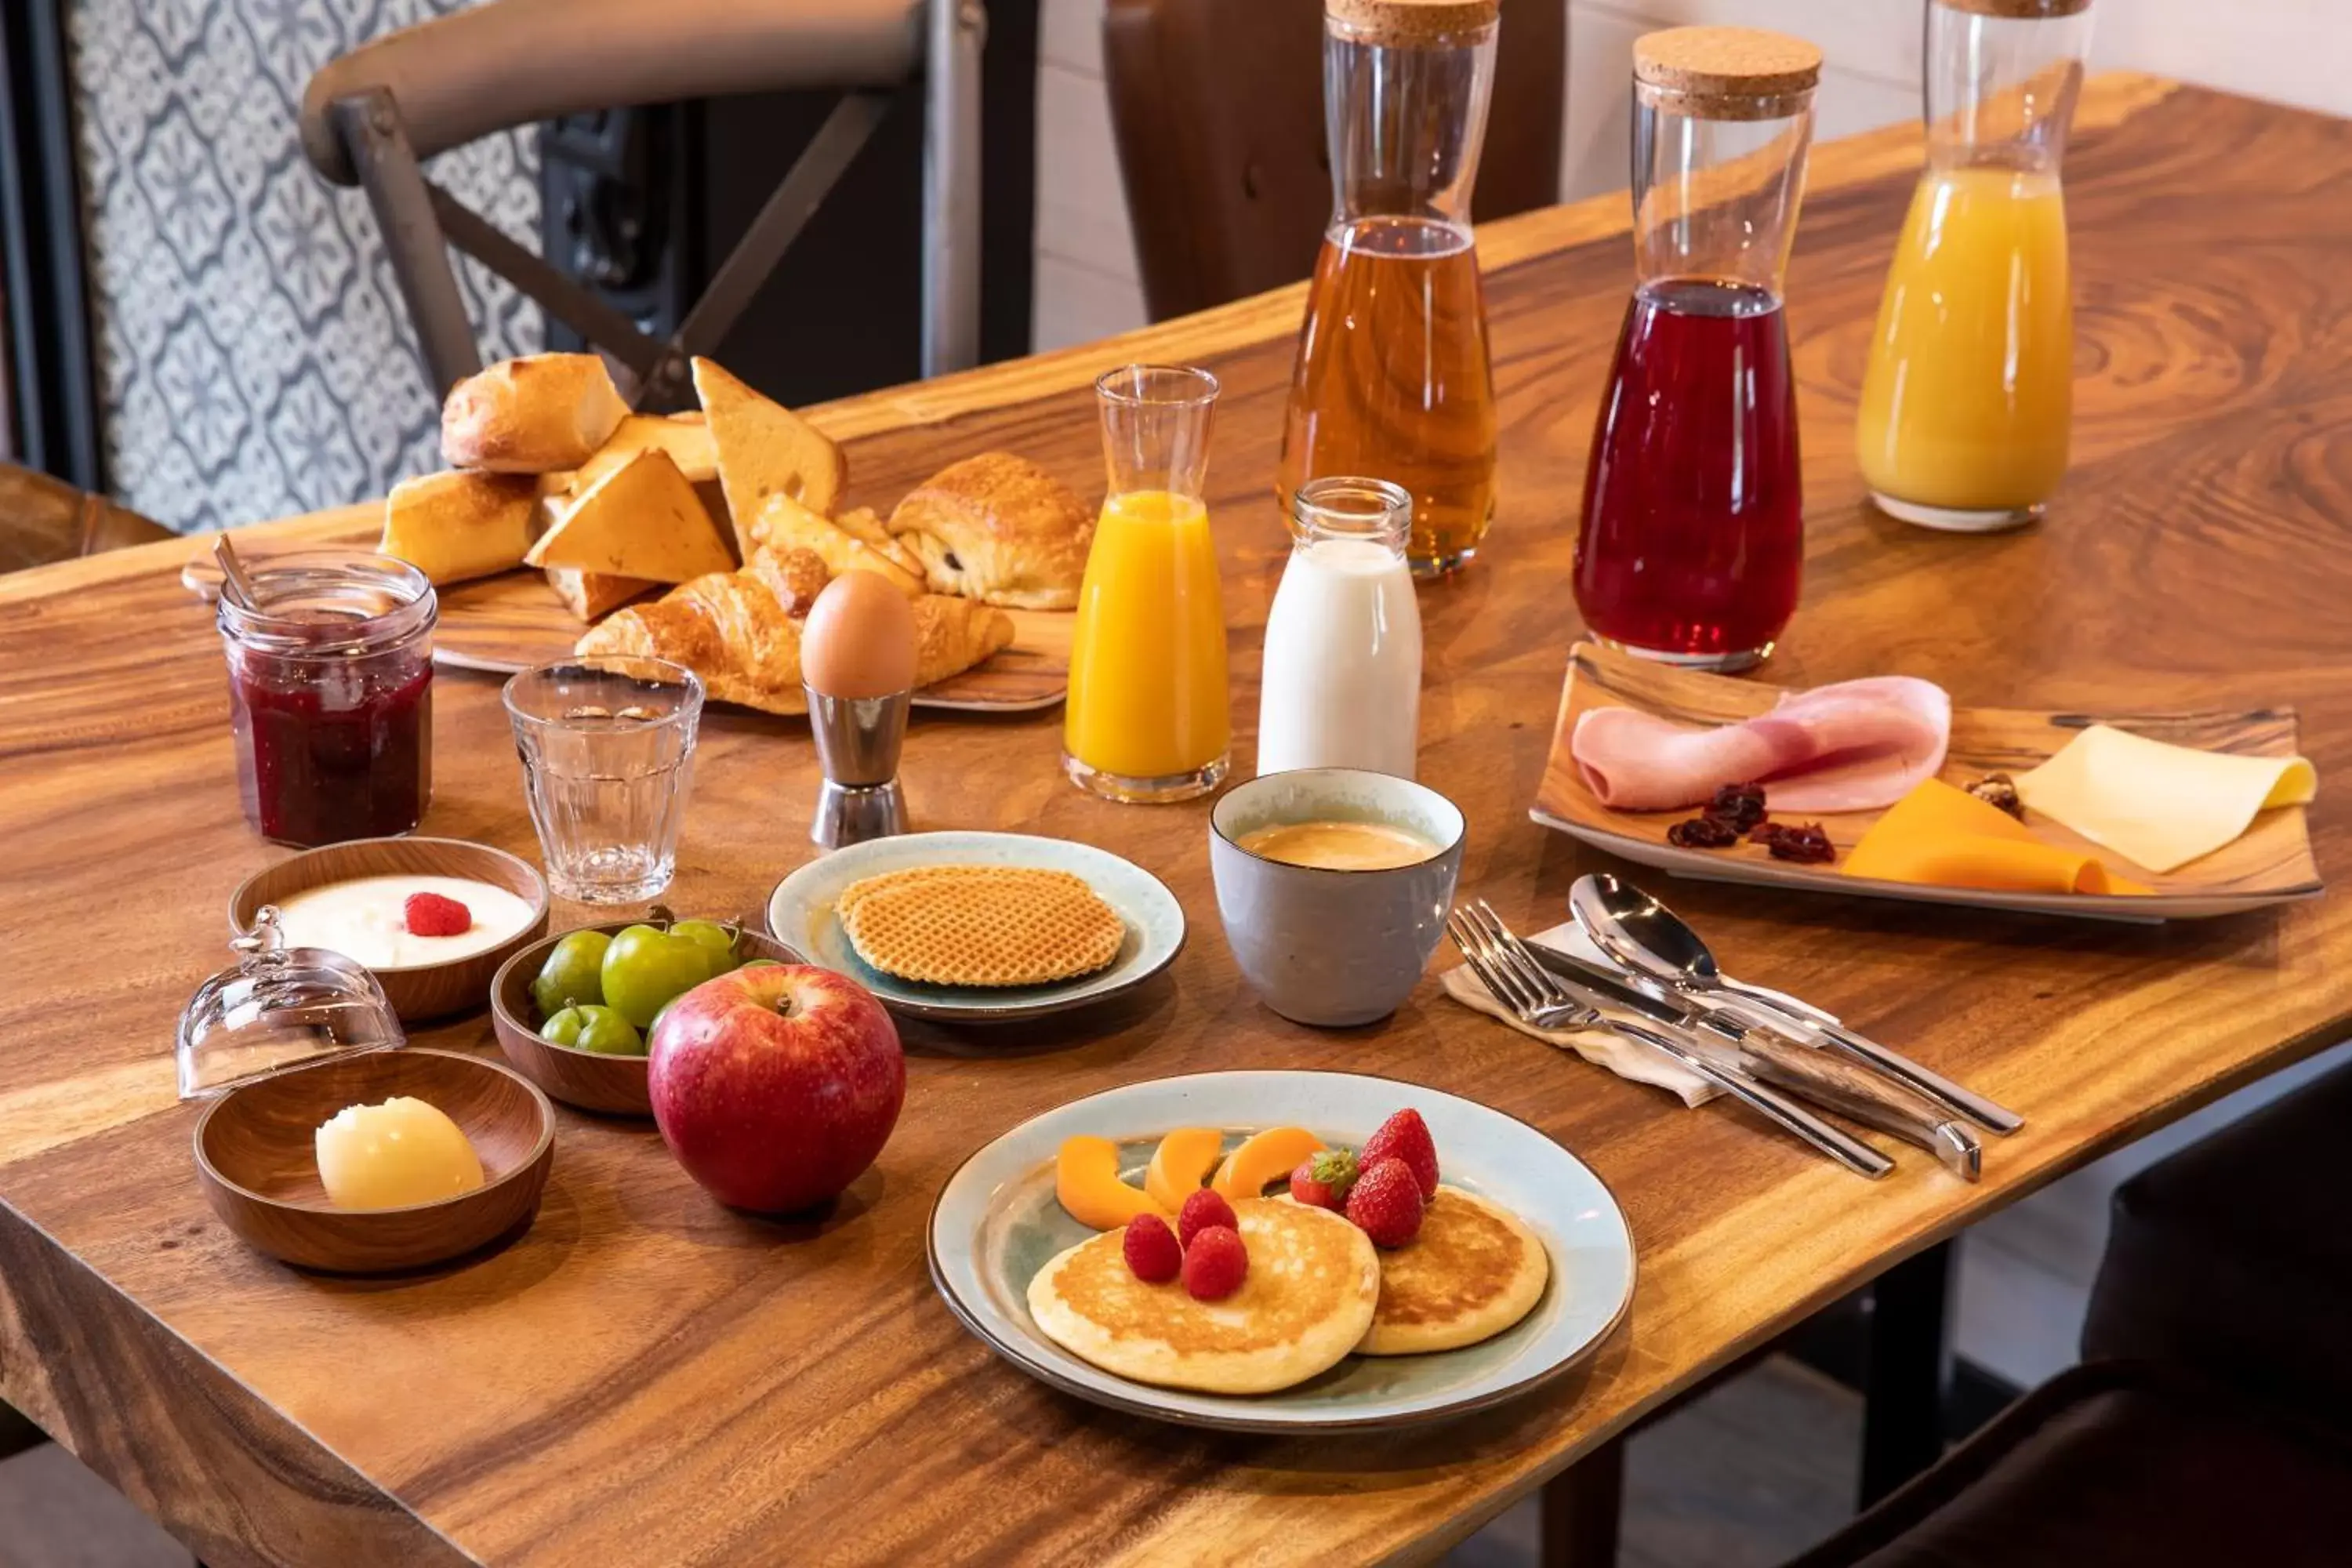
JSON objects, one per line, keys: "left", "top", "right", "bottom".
{"left": 1449, "top": 873, "right": 2021, "bottom": 1179}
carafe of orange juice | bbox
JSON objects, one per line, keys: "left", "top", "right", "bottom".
{"left": 1063, "top": 365, "right": 1232, "bottom": 803}
{"left": 1277, "top": 0, "right": 1499, "bottom": 578}
{"left": 1856, "top": 0, "right": 2094, "bottom": 532}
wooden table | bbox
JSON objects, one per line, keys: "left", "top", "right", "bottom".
{"left": 5, "top": 75, "right": 2349, "bottom": 1566}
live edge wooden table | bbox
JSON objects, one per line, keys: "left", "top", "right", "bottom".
{"left": 2, "top": 75, "right": 2348, "bottom": 1567}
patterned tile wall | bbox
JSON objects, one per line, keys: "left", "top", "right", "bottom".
{"left": 67, "top": 0, "right": 545, "bottom": 532}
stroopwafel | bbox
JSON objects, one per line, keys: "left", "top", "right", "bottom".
{"left": 836, "top": 863, "right": 1126, "bottom": 987}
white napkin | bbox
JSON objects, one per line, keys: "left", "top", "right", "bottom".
{"left": 1442, "top": 921, "right": 1720, "bottom": 1107}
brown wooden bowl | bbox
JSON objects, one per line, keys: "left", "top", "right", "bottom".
{"left": 227, "top": 838, "right": 551, "bottom": 1023}
{"left": 193, "top": 1048, "right": 556, "bottom": 1274}
{"left": 489, "top": 921, "right": 805, "bottom": 1116}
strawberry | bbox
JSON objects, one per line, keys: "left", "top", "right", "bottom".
{"left": 1181, "top": 1225, "right": 1249, "bottom": 1301}
{"left": 1288, "top": 1149, "right": 1361, "bottom": 1212}
{"left": 1359, "top": 1109, "right": 1438, "bottom": 1200}
{"left": 1345, "top": 1157, "right": 1426, "bottom": 1248}
{"left": 1123, "top": 1214, "right": 1182, "bottom": 1283}
{"left": 403, "top": 891, "right": 472, "bottom": 937}
{"left": 1177, "top": 1188, "right": 1237, "bottom": 1250}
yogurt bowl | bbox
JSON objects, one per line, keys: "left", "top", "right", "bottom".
{"left": 1209, "top": 769, "right": 1466, "bottom": 1026}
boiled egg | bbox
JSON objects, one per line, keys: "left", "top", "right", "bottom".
{"left": 314, "top": 1097, "right": 486, "bottom": 1210}
{"left": 802, "top": 571, "right": 918, "bottom": 698}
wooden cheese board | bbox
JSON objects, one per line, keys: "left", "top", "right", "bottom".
{"left": 183, "top": 550, "right": 1072, "bottom": 714}
{"left": 1532, "top": 642, "right": 2322, "bottom": 922}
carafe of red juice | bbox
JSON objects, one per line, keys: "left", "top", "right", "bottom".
{"left": 1857, "top": 0, "right": 2092, "bottom": 533}
{"left": 1278, "top": 0, "right": 1499, "bottom": 579}
{"left": 1573, "top": 27, "right": 1821, "bottom": 672}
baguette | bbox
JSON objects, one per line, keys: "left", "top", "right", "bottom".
{"left": 441, "top": 354, "right": 630, "bottom": 474}
{"left": 379, "top": 470, "right": 537, "bottom": 585}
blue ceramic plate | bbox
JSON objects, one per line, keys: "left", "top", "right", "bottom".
{"left": 927, "top": 1070, "right": 1636, "bottom": 1432}
{"left": 766, "top": 831, "right": 1186, "bottom": 1022}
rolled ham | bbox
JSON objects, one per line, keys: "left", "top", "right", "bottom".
{"left": 1572, "top": 676, "right": 1951, "bottom": 814}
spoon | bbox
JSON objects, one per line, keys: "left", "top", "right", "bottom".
{"left": 1569, "top": 872, "right": 2024, "bottom": 1136}
{"left": 213, "top": 535, "right": 263, "bottom": 612}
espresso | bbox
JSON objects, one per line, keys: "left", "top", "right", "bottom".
{"left": 1236, "top": 819, "right": 1439, "bottom": 871}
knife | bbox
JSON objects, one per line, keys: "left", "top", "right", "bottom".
{"left": 1528, "top": 941, "right": 1983, "bottom": 1181}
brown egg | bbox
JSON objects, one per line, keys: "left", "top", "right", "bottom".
{"left": 801, "top": 571, "right": 919, "bottom": 698}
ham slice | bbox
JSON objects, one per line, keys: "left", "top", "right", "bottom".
{"left": 1572, "top": 676, "right": 1951, "bottom": 814}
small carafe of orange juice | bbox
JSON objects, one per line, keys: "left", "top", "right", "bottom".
{"left": 1856, "top": 0, "right": 2094, "bottom": 533}
{"left": 1063, "top": 365, "right": 1232, "bottom": 802}
{"left": 1277, "top": 0, "right": 1500, "bottom": 578}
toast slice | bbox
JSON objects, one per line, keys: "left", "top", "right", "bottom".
{"left": 441, "top": 354, "right": 630, "bottom": 474}
{"left": 750, "top": 491, "right": 924, "bottom": 597}
{"left": 524, "top": 448, "right": 735, "bottom": 583}
{"left": 379, "top": 469, "right": 537, "bottom": 585}
{"left": 692, "top": 357, "right": 847, "bottom": 557}
{"left": 544, "top": 566, "right": 656, "bottom": 621}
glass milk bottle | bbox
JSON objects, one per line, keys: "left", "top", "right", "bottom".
{"left": 1063, "top": 365, "right": 1232, "bottom": 803}
{"left": 1856, "top": 0, "right": 2093, "bottom": 532}
{"left": 1572, "top": 27, "right": 1820, "bottom": 673}
{"left": 1277, "top": 0, "right": 1499, "bottom": 578}
{"left": 1257, "top": 477, "right": 1423, "bottom": 779}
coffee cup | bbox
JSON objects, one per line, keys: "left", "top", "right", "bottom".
{"left": 1208, "top": 768, "right": 1466, "bottom": 1027}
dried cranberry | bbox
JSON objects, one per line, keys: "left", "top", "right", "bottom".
{"left": 1704, "top": 781, "right": 1769, "bottom": 832}
{"left": 1668, "top": 815, "right": 1741, "bottom": 849}
{"left": 1752, "top": 822, "right": 1836, "bottom": 864}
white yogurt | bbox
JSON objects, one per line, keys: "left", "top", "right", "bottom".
{"left": 1257, "top": 534, "right": 1423, "bottom": 779}
{"left": 271, "top": 875, "right": 536, "bottom": 969}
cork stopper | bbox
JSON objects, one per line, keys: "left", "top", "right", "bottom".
{"left": 1936, "top": 0, "right": 2090, "bottom": 16}
{"left": 1634, "top": 27, "right": 1824, "bottom": 106}
{"left": 1326, "top": 0, "right": 1500, "bottom": 46}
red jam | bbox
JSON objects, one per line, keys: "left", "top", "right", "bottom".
{"left": 219, "top": 554, "right": 436, "bottom": 848}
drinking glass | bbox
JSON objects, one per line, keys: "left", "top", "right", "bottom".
{"left": 503, "top": 657, "right": 704, "bottom": 902}
{"left": 1063, "top": 364, "right": 1232, "bottom": 803}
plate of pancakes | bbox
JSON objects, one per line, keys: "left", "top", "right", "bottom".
{"left": 928, "top": 1071, "right": 1636, "bottom": 1431}
{"left": 767, "top": 831, "right": 1185, "bottom": 1022}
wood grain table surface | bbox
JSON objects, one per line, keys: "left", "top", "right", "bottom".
{"left": 5, "top": 75, "right": 2350, "bottom": 1567}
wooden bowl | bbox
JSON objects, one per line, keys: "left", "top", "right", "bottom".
{"left": 489, "top": 921, "right": 805, "bottom": 1116}
{"left": 194, "top": 1048, "right": 556, "bottom": 1274}
{"left": 228, "top": 838, "right": 551, "bottom": 1023}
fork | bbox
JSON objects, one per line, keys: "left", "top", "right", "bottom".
{"left": 1448, "top": 905, "right": 1893, "bottom": 1179}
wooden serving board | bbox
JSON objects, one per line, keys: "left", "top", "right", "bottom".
{"left": 184, "top": 554, "right": 1072, "bottom": 714}
{"left": 1533, "top": 642, "right": 2323, "bottom": 921}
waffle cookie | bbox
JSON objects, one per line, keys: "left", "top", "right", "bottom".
{"left": 836, "top": 864, "right": 1126, "bottom": 987}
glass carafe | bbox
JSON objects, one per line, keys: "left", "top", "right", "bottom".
{"left": 1857, "top": 0, "right": 2093, "bottom": 532}
{"left": 1277, "top": 0, "right": 1499, "bottom": 579}
{"left": 1573, "top": 27, "right": 1820, "bottom": 673}
{"left": 1064, "top": 365, "right": 1232, "bottom": 803}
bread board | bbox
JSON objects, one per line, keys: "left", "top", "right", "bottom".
{"left": 1531, "top": 641, "right": 2322, "bottom": 922}
{"left": 183, "top": 554, "right": 1072, "bottom": 714}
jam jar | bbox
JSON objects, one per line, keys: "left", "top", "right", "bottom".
{"left": 217, "top": 550, "right": 436, "bottom": 846}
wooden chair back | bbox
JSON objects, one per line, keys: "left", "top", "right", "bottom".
{"left": 0, "top": 462, "right": 172, "bottom": 574}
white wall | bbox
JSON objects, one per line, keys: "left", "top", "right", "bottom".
{"left": 1033, "top": 0, "right": 2352, "bottom": 348}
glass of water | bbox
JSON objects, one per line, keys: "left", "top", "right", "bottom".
{"left": 503, "top": 657, "right": 705, "bottom": 903}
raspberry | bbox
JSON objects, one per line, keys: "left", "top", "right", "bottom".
{"left": 1122, "top": 1214, "right": 1181, "bottom": 1283}
{"left": 1345, "top": 1158, "right": 1427, "bottom": 1249}
{"left": 1181, "top": 1225, "right": 1248, "bottom": 1301}
{"left": 1359, "top": 1109, "right": 1439, "bottom": 1200}
{"left": 1177, "top": 1188, "right": 1236, "bottom": 1250}
{"left": 403, "top": 891, "right": 472, "bottom": 937}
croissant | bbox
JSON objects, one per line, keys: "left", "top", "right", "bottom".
{"left": 576, "top": 548, "right": 1014, "bottom": 716}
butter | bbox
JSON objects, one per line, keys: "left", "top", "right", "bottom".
{"left": 315, "top": 1098, "right": 486, "bottom": 1210}
{"left": 2016, "top": 725, "right": 2317, "bottom": 874}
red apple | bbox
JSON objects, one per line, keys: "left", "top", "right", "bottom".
{"left": 648, "top": 964, "right": 904, "bottom": 1212}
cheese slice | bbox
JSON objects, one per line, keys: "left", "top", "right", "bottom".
{"left": 2014, "top": 724, "right": 2317, "bottom": 874}
{"left": 1844, "top": 779, "right": 2151, "bottom": 895}
{"left": 522, "top": 447, "right": 735, "bottom": 583}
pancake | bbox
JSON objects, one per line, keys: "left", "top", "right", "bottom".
{"left": 1357, "top": 1185, "right": 1549, "bottom": 1356}
{"left": 1026, "top": 1198, "right": 1379, "bottom": 1395}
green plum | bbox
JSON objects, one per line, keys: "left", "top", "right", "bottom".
{"left": 532, "top": 929, "right": 612, "bottom": 1018}
{"left": 540, "top": 1005, "right": 588, "bottom": 1047}
{"left": 670, "top": 919, "right": 739, "bottom": 978}
{"left": 601, "top": 924, "right": 711, "bottom": 1027}
{"left": 573, "top": 1006, "right": 646, "bottom": 1056}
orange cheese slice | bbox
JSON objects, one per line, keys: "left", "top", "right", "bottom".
{"left": 1844, "top": 779, "right": 2152, "bottom": 895}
